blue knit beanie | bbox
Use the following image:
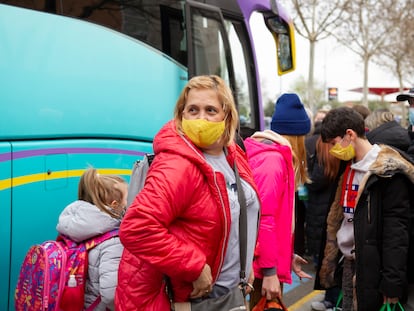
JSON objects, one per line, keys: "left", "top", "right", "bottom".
{"left": 270, "top": 93, "right": 311, "bottom": 135}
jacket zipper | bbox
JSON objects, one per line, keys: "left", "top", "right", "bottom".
{"left": 212, "top": 171, "right": 228, "bottom": 283}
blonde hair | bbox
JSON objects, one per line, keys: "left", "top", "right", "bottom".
{"left": 364, "top": 109, "right": 394, "bottom": 131}
{"left": 282, "top": 135, "right": 310, "bottom": 188}
{"left": 78, "top": 168, "right": 127, "bottom": 219}
{"left": 174, "top": 75, "right": 238, "bottom": 146}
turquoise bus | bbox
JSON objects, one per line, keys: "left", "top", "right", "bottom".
{"left": 0, "top": 1, "right": 295, "bottom": 309}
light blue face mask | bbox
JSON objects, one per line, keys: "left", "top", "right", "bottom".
{"left": 409, "top": 107, "right": 414, "bottom": 126}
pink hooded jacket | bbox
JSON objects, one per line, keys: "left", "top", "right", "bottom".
{"left": 244, "top": 130, "right": 295, "bottom": 284}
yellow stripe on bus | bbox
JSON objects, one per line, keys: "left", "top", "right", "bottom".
{"left": 0, "top": 168, "right": 131, "bottom": 190}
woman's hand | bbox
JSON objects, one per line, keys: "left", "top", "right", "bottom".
{"left": 292, "top": 254, "right": 312, "bottom": 280}
{"left": 190, "top": 264, "right": 213, "bottom": 298}
{"left": 262, "top": 274, "right": 281, "bottom": 300}
{"left": 244, "top": 269, "right": 255, "bottom": 296}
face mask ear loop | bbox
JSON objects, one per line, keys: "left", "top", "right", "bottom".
{"left": 341, "top": 133, "right": 351, "bottom": 146}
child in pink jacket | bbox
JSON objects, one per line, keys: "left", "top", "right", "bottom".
{"left": 245, "top": 93, "right": 312, "bottom": 308}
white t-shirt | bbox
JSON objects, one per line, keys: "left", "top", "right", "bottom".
{"left": 204, "top": 152, "right": 259, "bottom": 290}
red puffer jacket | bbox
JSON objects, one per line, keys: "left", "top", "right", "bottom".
{"left": 115, "top": 120, "right": 257, "bottom": 311}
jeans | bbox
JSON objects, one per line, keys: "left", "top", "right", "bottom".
{"left": 404, "top": 284, "right": 414, "bottom": 311}
{"left": 325, "top": 286, "right": 341, "bottom": 307}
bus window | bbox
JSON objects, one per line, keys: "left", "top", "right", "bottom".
{"left": 225, "top": 19, "right": 258, "bottom": 136}
{"left": 160, "top": 5, "right": 186, "bottom": 65}
{"left": 186, "top": 2, "right": 259, "bottom": 138}
{"left": 186, "top": 3, "right": 233, "bottom": 85}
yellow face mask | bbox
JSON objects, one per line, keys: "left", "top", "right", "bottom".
{"left": 329, "top": 138, "right": 355, "bottom": 161}
{"left": 182, "top": 118, "right": 225, "bottom": 148}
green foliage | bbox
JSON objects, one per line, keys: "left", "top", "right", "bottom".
{"left": 238, "top": 104, "right": 249, "bottom": 118}
{"left": 367, "top": 101, "right": 389, "bottom": 112}
{"left": 264, "top": 98, "right": 276, "bottom": 117}
{"left": 288, "top": 76, "right": 329, "bottom": 111}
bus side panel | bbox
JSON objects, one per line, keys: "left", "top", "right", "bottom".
{"left": 0, "top": 4, "right": 187, "bottom": 141}
{"left": 7, "top": 139, "right": 152, "bottom": 310}
{"left": 0, "top": 143, "right": 12, "bottom": 311}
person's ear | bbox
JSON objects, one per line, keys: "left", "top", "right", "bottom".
{"left": 110, "top": 200, "right": 119, "bottom": 208}
{"left": 345, "top": 129, "right": 356, "bottom": 140}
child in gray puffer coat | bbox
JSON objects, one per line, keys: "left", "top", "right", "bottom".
{"left": 56, "top": 168, "right": 127, "bottom": 311}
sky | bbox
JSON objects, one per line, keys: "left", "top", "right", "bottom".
{"left": 249, "top": 13, "right": 403, "bottom": 104}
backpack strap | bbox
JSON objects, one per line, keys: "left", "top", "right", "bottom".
{"left": 84, "top": 228, "right": 119, "bottom": 251}
{"left": 84, "top": 228, "right": 119, "bottom": 310}
{"left": 86, "top": 296, "right": 101, "bottom": 311}
{"left": 85, "top": 295, "right": 111, "bottom": 311}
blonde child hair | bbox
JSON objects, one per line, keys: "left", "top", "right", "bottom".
{"left": 78, "top": 168, "right": 127, "bottom": 219}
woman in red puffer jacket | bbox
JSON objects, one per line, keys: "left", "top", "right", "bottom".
{"left": 115, "top": 75, "right": 260, "bottom": 311}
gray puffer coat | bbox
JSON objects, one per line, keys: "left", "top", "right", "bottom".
{"left": 56, "top": 200, "right": 123, "bottom": 311}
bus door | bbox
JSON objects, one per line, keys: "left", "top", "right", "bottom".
{"left": 185, "top": 1, "right": 236, "bottom": 104}
{"left": 185, "top": 1, "right": 263, "bottom": 138}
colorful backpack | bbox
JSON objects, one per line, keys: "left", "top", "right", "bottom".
{"left": 14, "top": 229, "right": 119, "bottom": 311}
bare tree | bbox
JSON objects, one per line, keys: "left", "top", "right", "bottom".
{"left": 289, "top": 0, "right": 350, "bottom": 111}
{"left": 373, "top": 5, "right": 414, "bottom": 91}
{"left": 332, "top": 0, "right": 410, "bottom": 105}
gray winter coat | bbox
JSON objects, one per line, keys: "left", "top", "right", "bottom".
{"left": 56, "top": 200, "right": 123, "bottom": 311}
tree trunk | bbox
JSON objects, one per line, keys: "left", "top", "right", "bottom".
{"left": 362, "top": 55, "right": 369, "bottom": 106}
{"left": 307, "top": 39, "right": 316, "bottom": 111}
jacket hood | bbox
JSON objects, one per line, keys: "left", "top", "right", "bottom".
{"left": 56, "top": 200, "right": 121, "bottom": 242}
{"left": 246, "top": 130, "right": 292, "bottom": 158}
{"left": 251, "top": 130, "right": 292, "bottom": 147}
{"left": 359, "top": 145, "right": 414, "bottom": 196}
{"left": 352, "top": 144, "right": 380, "bottom": 173}
{"left": 369, "top": 145, "right": 414, "bottom": 182}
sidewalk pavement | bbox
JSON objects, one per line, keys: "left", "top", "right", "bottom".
{"left": 283, "top": 258, "right": 326, "bottom": 311}
{"left": 288, "top": 290, "right": 325, "bottom": 311}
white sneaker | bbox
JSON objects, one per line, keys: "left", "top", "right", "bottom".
{"left": 311, "top": 300, "right": 334, "bottom": 311}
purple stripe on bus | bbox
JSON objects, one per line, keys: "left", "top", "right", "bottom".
{"left": 0, "top": 148, "right": 146, "bottom": 162}
{"left": 0, "top": 153, "right": 12, "bottom": 162}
